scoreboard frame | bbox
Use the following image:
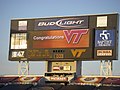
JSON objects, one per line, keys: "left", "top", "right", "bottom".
{"left": 9, "top": 13, "right": 119, "bottom": 61}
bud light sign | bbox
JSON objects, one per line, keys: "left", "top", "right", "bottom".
{"left": 34, "top": 16, "right": 88, "bottom": 30}
{"left": 95, "top": 30, "right": 115, "bottom": 47}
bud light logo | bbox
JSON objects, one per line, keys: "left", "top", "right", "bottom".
{"left": 95, "top": 30, "right": 114, "bottom": 47}
{"left": 34, "top": 17, "right": 88, "bottom": 30}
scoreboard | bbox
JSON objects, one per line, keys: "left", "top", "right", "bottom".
{"left": 9, "top": 13, "right": 119, "bottom": 61}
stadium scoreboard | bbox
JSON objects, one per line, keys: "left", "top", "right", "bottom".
{"left": 9, "top": 13, "right": 119, "bottom": 61}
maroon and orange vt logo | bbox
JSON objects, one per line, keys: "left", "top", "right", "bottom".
{"left": 71, "top": 49, "right": 86, "bottom": 58}
{"left": 63, "top": 29, "right": 88, "bottom": 44}
{"left": 32, "top": 29, "right": 89, "bottom": 48}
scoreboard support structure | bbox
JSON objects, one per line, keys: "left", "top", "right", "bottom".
{"left": 76, "top": 61, "right": 82, "bottom": 76}
{"left": 17, "top": 60, "right": 113, "bottom": 76}
{"left": 100, "top": 60, "right": 112, "bottom": 76}
{"left": 18, "top": 61, "right": 29, "bottom": 75}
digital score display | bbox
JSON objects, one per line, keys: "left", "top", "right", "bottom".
{"left": 27, "top": 49, "right": 52, "bottom": 59}
{"left": 26, "top": 49, "right": 92, "bottom": 60}
{"left": 54, "top": 54, "right": 64, "bottom": 59}
{"left": 9, "top": 13, "right": 119, "bottom": 61}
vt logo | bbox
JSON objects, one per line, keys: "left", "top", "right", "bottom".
{"left": 63, "top": 29, "right": 88, "bottom": 43}
{"left": 71, "top": 49, "right": 86, "bottom": 58}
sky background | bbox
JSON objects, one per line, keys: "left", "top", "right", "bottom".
{"left": 0, "top": 0, "right": 120, "bottom": 76}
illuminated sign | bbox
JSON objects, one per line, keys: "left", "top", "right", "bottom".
{"left": 34, "top": 17, "right": 88, "bottom": 30}
{"left": 71, "top": 49, "right": 86, "bottom": 58}
{"left": 95, "top": 30, "right": 115, "bottom": 47}
{"left": 19, "top": 77, "right": 38, "bottom": 82}
{"left": 80, "top": 77, "right": 99, "bottom": 83}
{"left": 63, "top": 66, "right": 71, "bottom": 71}
{"left": 54, "top": 54, "right": 64, "bottom": 59}
{"left": 77, "top": 77, "right": 103, "bottom": 83}
{"left": 50, "top": 77, "right": 68, "bottom": 81}
{"left": 12, "top": 51, "right": 25, "bottom": 58}
{"left": 16, "top": 76, "right": 41, "bottom": 84}
{"left": 97, "top": 16, "right": 107, "bottom": 27}
{"left": 64, "top": 29, "right": 88, "bottom": 43}
{"left": 26, "top": 49, "right": 91, "bottom": 60}
{"left": 29, "top": 29, "right": 89, "bottom": 49}
{"left": 97, "top": 50, "right": 112, "bottom": 56}
{"left": 11, "top": 33, "right": 27, "bottom": 49}
{"left": 53, "top": 66, "right": 60, "bottom": 71}
{"left": 27, "top": 49, "right": 52, "bottom": 59}
{"left": 18, "top": 21, "right": 27, "bottom": 30}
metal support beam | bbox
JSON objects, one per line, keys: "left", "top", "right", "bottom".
{"left": 100, "top": 60, "right": 112, "bottom": 76}
{"left": 18, "top": 61, "right": 29, "bottom": 75}
{"left": 76, "top": 61, "right": 82, "bottom": 76}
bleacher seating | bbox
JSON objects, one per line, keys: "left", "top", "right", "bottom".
{"left": 0, "top": 75, "right": 120, "bottom": 90}
{"left": 0, "top": 84, "right": 33, "bottom": 90}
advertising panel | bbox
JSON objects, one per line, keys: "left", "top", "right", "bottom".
{"left": 50, "top": 77, "right": 68, "bottom": 81}
{"left": 63, "top": 66, "right": 71, "bottom": 71}
{"left": 34, "top": 16, "right": 88, "bottom": 30}
{"left": 9, "top": 50, "right": 27, "bottom": 61}
{"left": 10, "top": 76, "right": 42, "bottom": 84}
{"left": 95, "top": 30, "right": 115, "bottom": 47}
{"left": 94, "top": 29, "right": 117, "bottom": 60}
{"left": 11, "top": 51, "right": 25, "bottom": 58}
{"left": 103, "top": 77, "right": 120, "bottom": 85}
{"left": 18, "top": 76, "right": 41, "bottom": 83}
{"left": 97, "top": 16, "right": 107, "bottom": 27}
{"left": 29, "top": 29, "right": 89, "bottom": 49}
{"left": 10, "top": 33, "right": 27, "bottom": 49}
{"left": 18, "top": 21, "right": 27, "bottom": 31}
{"left": 97, "top": 50, "right": 112, "bottom": 56}
{"left": 53, "top": 66, "right": 60, "bottom": 71}
{"left": 75, "top": 76, "right": 103, "bottom": 83}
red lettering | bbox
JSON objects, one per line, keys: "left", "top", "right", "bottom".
{"left": 63, "top": 29, "right": 88, "bottom": 44}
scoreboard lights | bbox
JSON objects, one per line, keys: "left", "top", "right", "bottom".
{"left": 9, "top": 13, "right": 119, "bottom": 61}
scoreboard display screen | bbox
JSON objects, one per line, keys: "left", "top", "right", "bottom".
{"left": 29, "top": 29, "right": 89, "bottom": 48}
{"left": 9, "top": 13, "right": 119, "bottom": 61}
